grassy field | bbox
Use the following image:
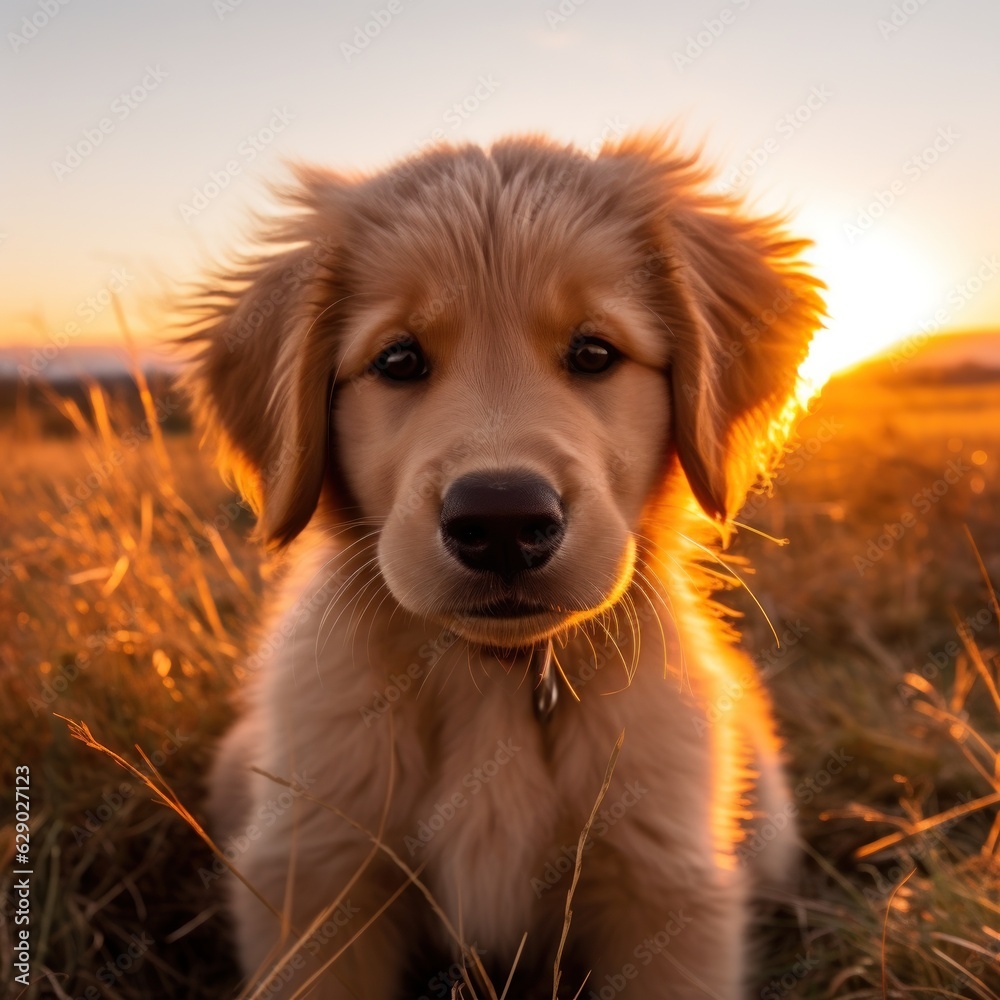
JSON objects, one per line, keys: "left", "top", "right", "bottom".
{"left": 0, "top": 367, "right": 998, "bottom": 998}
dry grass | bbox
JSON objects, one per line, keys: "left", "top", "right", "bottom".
{"left": 0, "top": 380, "right": 254, "bottom": 998}
{"left": 729, "top": 375, "right": 1000, "bottom": 998}
{"left": 0, "top": 368, "right": 998, "bottom": 998}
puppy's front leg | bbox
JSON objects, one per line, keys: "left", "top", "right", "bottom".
{"left": 227, "top": 844, "right": 412, "bottom": 999}
{"left": 572, "top": 875, "right": 748, "bottom": 999}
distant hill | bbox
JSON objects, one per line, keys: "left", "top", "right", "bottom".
{"left": 1, "top": 329, "right": 997, "bottom": 435}
{"left": 0, "top": 342, "right": 180, "bottom": 382}
{"left": 836, "top": 328, "right": 1000, "bottom": 386}
{"left": 0, "top": 344, "right": 187, "bottom": 435}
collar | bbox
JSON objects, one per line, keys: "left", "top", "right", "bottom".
{"left": 531, "top": 639, "right": 558, "bottom": 723}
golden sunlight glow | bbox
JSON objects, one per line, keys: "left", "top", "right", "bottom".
{"left": 797, "top": 224, "right": 944, "bottom": 394}
{"left": 564, "top": 534, "right": 638, "bottom": 632}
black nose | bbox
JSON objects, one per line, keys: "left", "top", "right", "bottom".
{"left": 440, "top": 470, "right": 565, "bottom": 581}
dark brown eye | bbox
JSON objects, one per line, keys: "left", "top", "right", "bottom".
{"left": 372, "top": 339, "right": 428, "bottom": 382}
{"left": 566, "top": 336, "right": 621, "bottom": 375}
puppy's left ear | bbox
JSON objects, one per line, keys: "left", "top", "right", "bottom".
{"left": 181, "top": 169, "right": 348, "bottom": 548}
{"left": 632, "top": 147, "right": 825, "bottom": 521}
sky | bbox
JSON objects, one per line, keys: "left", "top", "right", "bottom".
{"left": 2, "top": 0, "right": 999, "bottom": 384}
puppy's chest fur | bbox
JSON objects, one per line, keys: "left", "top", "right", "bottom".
{"left": 252, "top": 552, "right": 710, "bottom": 956}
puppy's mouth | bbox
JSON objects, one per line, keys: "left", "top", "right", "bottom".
{"left": 459, "top": 599, "right": 557, "bottom": 619}
{"left": 445, "top": 593, "right": 597, "bottom": 647}
{"left": 441, "top": 590, "right": 574, "bottom": 645}
{"left": 440, "top": 536, "right": 639, "bottom": 645}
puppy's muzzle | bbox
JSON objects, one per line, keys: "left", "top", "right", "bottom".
{"left": 440, "top": 469, "right": 565, "bottom": 584}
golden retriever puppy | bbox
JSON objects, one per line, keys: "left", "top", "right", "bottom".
{"left": 185, "top": 135, "right": 823, "bottom": 999}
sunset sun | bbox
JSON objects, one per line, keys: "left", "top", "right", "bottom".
{"left": 3, "top": 4, "right": 999, "bottom": 997}
{"left": 798, "top": 222, "right": 944, "bottom": 392}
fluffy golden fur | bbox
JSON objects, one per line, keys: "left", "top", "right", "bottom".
{"left": 184, "top": 134, "right": 824, "bottom": 998}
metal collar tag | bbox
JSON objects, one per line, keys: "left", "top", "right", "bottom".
{"left": 531, "top": 640, "right": 558, "bottom": 722}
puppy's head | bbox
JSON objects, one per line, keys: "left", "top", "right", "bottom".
{"left": 184, "top": 136, "right": 823, "bottom": 647}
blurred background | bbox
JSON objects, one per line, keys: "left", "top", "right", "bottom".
{"left": 1, "top": 2, "right": 998, "bottom": 998}
{"left": 2, "top": 0, "right": 999, "bottom": 381}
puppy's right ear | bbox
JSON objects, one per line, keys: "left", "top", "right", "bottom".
{"left": 181, "top": 171, "right": 347, "bottom": 548}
